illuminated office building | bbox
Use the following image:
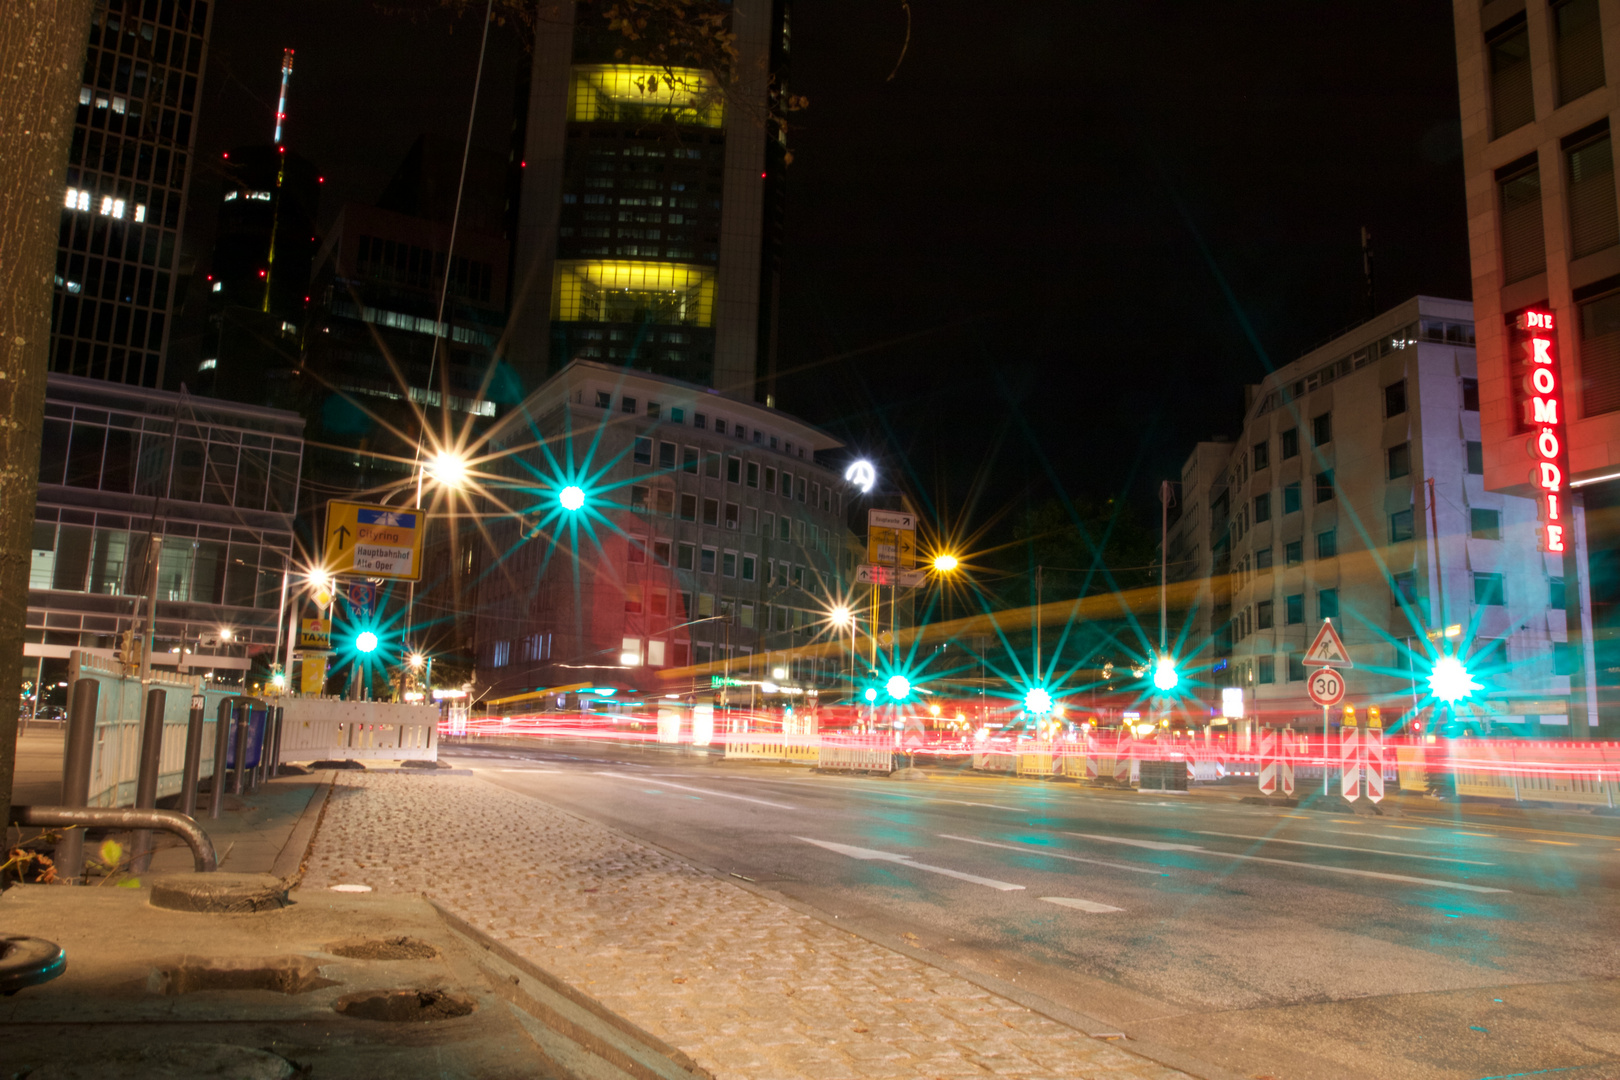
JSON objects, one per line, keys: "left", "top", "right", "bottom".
{"left": 506, "top": 1, "right": 790, "bottom": 401}
{"left": 50, "top": 0, "right": 213, "bottom": 389}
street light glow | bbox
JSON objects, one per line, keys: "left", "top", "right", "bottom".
{"left": 408, "top": 652, "right": 425, "bottom": 670}
{"left": 863, "top": 688, "right": 878, "bottom": 703}
{"left": 1428, "top": 655, "right": 1480, "bottom": 703}
{"left": 425, "top": 449, "right": 469, "bottom": 490}
{"left": 829, "top": 605, "right": 852, "bottom": 627}
{"left": 1152, "top": 656, "right": 1179, "bottom": 691}
{"left": 1024, "top": 687, "right": 1053, "bottom": 715}
{"left": 558, "top": 485, "right": 586, "bottom": 511}
{"left": 356, "top": 631, "right": 379, "bottom": 654}
{"left": 932, "top": 553, "right": 959, "bottom": 572}
{"left": 885, "top": 675, "right": 911, "bottom": 701}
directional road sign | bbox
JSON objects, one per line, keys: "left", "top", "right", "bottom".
{"left": 326, "top": 500, "right": 424, "bottom": 581}
{"left": 855, "top": 563, "right": 927, "bottom": 588}
{"left": 1306, "top": 666, "right": 1346, "bottom": 707}
{"left": 867, "top": 509, "right": 916, "bottom": 569}
{"left": 1303, "top": 619, "right": 1353, "bottom": 667}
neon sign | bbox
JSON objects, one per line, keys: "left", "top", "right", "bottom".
{"left": 844, "top": 460, "right": 875, "bottom": 493}
{"left": 1517, "top": 309, "right": 1568, "bottom": 553}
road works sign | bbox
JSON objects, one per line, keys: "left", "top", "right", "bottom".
{"left": 1306, "top": 666, "right": 1346, "bottom": 707}
{"left": 1303, "top": 619, "right": 1353, "bottom": 667}
{"left": 326, "top": 500, "right": 424, "bottom": 580}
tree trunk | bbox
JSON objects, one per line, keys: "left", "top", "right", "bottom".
{"left": 0, "top": 1, "right": 96, "bottom": 827}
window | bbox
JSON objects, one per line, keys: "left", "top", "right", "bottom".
{"left": 1256, "top": 599, "right": 1274, "bottom": 629}
{"left": 1255, "top": 547, "right": 1273, "bottom": 570}
{"left": 740, "top": 604, "right": 755, "bottom": 629}
{"left": 797, "top": 477, "right": 807, "bottom": 502}
{"left": 1285, "top": 539, "right": 1303, "bottom": 566}
{"left": 1393, "top": 571, "right": 1418, "bottom": 605}
{"left": 1500, "top": 160, "right": 1547, "bottom": 283}
{"left": 1287, "top": 652, "right": 1306, "bottom": 682}
{"left": 1550, "top": 576, "right": 1567, "bottom": 608}
{"left": 1280, "top": 428, "right": 1299, "bottom": 459}
{"left": 647, "top": 401, "right": 661, "bottom": 419}
{"left": 682, "top": 446, "right": 699, "bottom": 473}
{"left": 671, "top": 407, "right": 685, "bottom": 424}
{"left": 764, "top": 466, "right": 776, "bottom": 492}
{"left": 658, "top": 441, "right": 676, "bottom": 469}
{"left": 1462, "top": 378, "right": 1480, "bottom": 411}
{"left": 1318, "top": 587, "right": 1339, "bottom": 620}
{"left": 778, "top": 515, "right": 791, "bottom": 541}
{"left": 647, "top": 640, "right": 666, "bottom": 666}
{"left": 1285, "top": 593, "right": 1304, "bottom": 624}
{"left": 1579, "top": 290, "right": 1620, "bottom": 416}
{"left": 741, "top": 554, "right": 756, "bottom": 581}
{"left": 744, "top": 506, "right": 758, "bottom": 534}
{"left": 624, "top": 585, "right": 643, "bottom": 613}
{"left": 1254, "top": 492, "right": 1271, "bottom": 523}
{"left": 1384, "top": 380, "right": 1407, "bottom": 418}
{"left": 1488, "top": 15, "right": 1535, "bottom": 138}
{"left": 621, "top": 637, "right": 641, "bottom": 664}
{"left": 698, "top": 593, "right": 715, "bottom": 617}
{"left": 726, "top": 456, "right": 741, "bottom": 483}
{"left": 596, "top": 391, "right": 612, "bottom": 408}
{"left": 700, "top": 546, "right": 717, "bottom": 574}
{"left": 1465, "top": 440, "right": 1485, "bottom": 475}
{"left": 694, "top": 412, "right": 707, "bottom": 430}
{"left": 1474, "top": 572, "right": 1506, "bottom": 606}
{"left": 714, "top": 419, "right": 726, "bottom": 436}
{"left": 1253, "top": 440, "right": 1269, "bottom": 471}
{"left": 651, "top": 589, "right": 668, "bottom": 616}
{"left": 653, "top": 540, "right": 671, "bottom": 566}
{"left": 1390, "top": 508, "right": 1415, "bottom": 542}
{"left": 1314, "top": 470, "right": 1334, "bottom": 503}
{"left": 722, "top": 550, "right": 737, "bottom": 577}
{"left": 1555, "top": 0, "right": 1605, "bottom": 106}
{"left": 693, "top": 642, "right": 711, "bottom": 665}
{"left": 781, "top": 470, "right": 793, "bottom": 496}
{"left": 1257, "top": 655, "right": 1276, "bottom": 684}
{"left": 1567, "top": 130, "right": 1619, "bottom": 259}
{"left": 1316, "top": 529, "right": 1337, "bottom": 559}
{"left": 704, "top": 452, "right": 721, "bottom": 479}
{"left": 630, "top": 484, "right": 649, "bottom": 512}
{"left": 677, "top": 542, "right": 695, "bottom": 570}
{"left": 702, "top": 498, "right": 719, "bottom": 526}
{"left": 1387, "top": 442, "right": 1411, "bottom": 480}
{"left": 1284, "top": 483, "right": 1301, "bottom": 514}
{"left": 1312, "top": 413, "right": 1332, "bottom": 446}
{"left": 775, "top": 560, "right": 789, "bottom": 586}
{"left": 622, "top": 397, "right": 636, "bottom": 414}
{"left": 676, "top": 593, "right": 692, "bottom": 620}
{"left": 762, "top": 511, "right": 774, "bottom": 539}
{"left": 1471, "top": 507, "right": 1502, "bottom": 540}
{"left": 627, "top": 537, "right": 647, "bottom": 564}
{"left": 746, "top": 462, "right": 759, "bottom": 487}
{"left": 792, "top": 565, "right": 805, "bottom": 588}
{"left": 679, "top": 493, "right": 697, "bottom": 521}
{"left": 633, "top": 437, "right": 652, "bottom": 465}
{"left": 724, "top": 502, "right": 739, "bottom": 530}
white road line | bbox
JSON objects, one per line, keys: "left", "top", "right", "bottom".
{"left": 795, "top": 837, "right": 1026, "bottom": 891}
{"left": 937, "top": 834, "right": 1169, "bottom": 876}
{"left": 593, "top": 772, "right": 796, "bottom": 809}
{"left": 1041, "top": 896, "right": 1123, "bottom": 913}
{"left": 1192, "top": 831, "right": 1495, "bottom": 866}
{"left": 1064, "top": 833, "right": 1510, "bottom": 894}
{"left": 496, "top": 768, "right": 562, "bottom": 773}
{"left": 877, "top": 791, "right": 1025, "bottom": 811}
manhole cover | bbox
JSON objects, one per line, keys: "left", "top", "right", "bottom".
{"left": 334, "top": 988, "right": 475, "bottom": 1022}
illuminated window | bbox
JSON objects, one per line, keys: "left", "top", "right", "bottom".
{"left": 1257, "top": 656, "right": 1276, "bottom": 684}
{"left": 553, "top": 260, "right": 715, "bottom": 326}
{"left": 1390, "top": 508, "right": 1415, "bottom": 542}
{"left": 568, "top": 65, "right": 723, "bottom": 128}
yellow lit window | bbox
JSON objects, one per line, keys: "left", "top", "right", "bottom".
{"left": 568, "top": 65, "right": 723, "bottom": 128}
{"left": 552, "top": 260, "right": 715, "bottom": 327}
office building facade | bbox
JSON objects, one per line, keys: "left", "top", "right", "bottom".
{"left": 506, "top": 1, "right": 789, "bottom": 400}
{"left": 1173, "top": 298, "right": 1572, "bottom": 734}
{"left": 50, "top": 0, "right": 212, "bottom": 390}
{"left": 1453, "top": 0, "right": 1620, "bottom": 733}
{"left": 472, "top": 361, "right": 856, "bottom": 701}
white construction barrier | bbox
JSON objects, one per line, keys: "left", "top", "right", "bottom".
{"left": 278, "top": 697, "right": 439, "bottom": 762}
{"left": 724, "top": 733, "right": 820, "bottom": 764}
{"left": 817, "top": 735, "right": 894, "bottom": 774}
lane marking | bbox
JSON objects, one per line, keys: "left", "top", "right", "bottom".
{"left": 1192, "top": 831, "right": 1495, "bottom": 866}
{"left": 496, "top": 767, "right": 562, "bottom": 773}
{"left": 592, "top": 772, "right": 796, "bottom": 809}
{"left": 795, "top": 837, "right": 1025, "bottom": 891}
{"left": 1041, "top": 896, "right": 1123, "bottom": 913}
{"left": 1528, "top": 839, "right": 1576, "bottom": 846}
{"left": 1064, "top": 833, "right": 1510, "bottom": 893}
{"left": 1326, "top": 825, "right": 1475, "bottom": 847}
{"left": 877, "top": 791, "right": 1025, "bottom": 811}
{"left": 938, "top": 833, "right": 1169, "bottom": 876}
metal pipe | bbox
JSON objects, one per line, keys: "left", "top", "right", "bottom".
{"left": 14, "top": 805, "right": 216, "bottom": 873}
{"left": 130, "top": 687, "right": 168, "bottom": 873}
{"left": 270, "top": 706, "right": 284, "bottom": 778}
{"left": 55, "top": 679, "right": 101, "bottom": 884}
{"left": 209, "top": 699, "right": 234, "bottom": 819}
{"left": 232, "top": 708, "right": 250, "bottom": 795}
{"left": 179, "top": 695, "right": 206, "bottom": 817}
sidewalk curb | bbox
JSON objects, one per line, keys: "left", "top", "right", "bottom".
{"left": 464, "top": 773, "right": 1245, "bottom": 1080}
{"left": 427, "top": 898, "right": 712, "bottom": 1080}
{"left": 269, "top": 770, "right": 334, "bottom": 884}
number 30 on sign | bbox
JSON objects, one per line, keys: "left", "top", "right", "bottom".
{"left": 1307, "top": 667, "right": 1345, "bottom": 707}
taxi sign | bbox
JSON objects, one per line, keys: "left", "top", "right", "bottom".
{"left": 1303, "top": 619, "right": 1353, "bottom": 668}
{"left": 298, "top": 617, "right": 331, "bottom": 651}
{"left": 326, "top": 500, "right": 424, "bottom": 581}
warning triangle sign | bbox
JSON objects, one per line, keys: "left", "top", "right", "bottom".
{"left": 1303, "top": 619, "right": 1353, "bottom": 668}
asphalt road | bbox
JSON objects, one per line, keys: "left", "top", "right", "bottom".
{"left": 444, "top": 740, "right": 1620, "bottom": 1080}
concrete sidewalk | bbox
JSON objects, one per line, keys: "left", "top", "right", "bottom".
{"left": 301, "top": 770, "right": 1201, "bottom": 1080}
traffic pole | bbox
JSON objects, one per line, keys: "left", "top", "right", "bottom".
{"left": 1322, "top": 704, "right": 1330, "bottom": 796}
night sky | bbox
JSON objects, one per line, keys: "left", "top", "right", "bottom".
{"left": 191, "top": 1, "right": 1471, "bottom": 534}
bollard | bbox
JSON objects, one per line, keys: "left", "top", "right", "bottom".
{"left": 270, "top": 706, "right": 284, "bottom": 779}
{"left": 232, "top": 707, "right": 251, "bottom": 795}
{"left": 56, "top": 679, "right": 100, "bottom": 885}
{"left": 179, "top": 695, "right": 206, "bottom": 817}
{"left": 209, "top": 699, "right": 234, "bottom": 819}
{"left": 130, "top": 687, "right": 168, "bottom": 873}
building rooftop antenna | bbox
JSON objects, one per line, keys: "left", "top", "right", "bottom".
{"left": 273, "top": 48, "right": 294, "bottom": 144}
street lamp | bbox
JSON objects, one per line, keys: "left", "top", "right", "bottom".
{"left": 932, "top": 553, "right": 959, "bottom": 573}
{"left": 425, "top": 449, "right": 470, "bottom": 491}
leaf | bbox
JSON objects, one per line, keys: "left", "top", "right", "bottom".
{"left": 100, "top": 839, "right": 124, "bottom": 866}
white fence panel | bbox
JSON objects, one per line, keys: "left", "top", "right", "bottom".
{"left": 817, "top": 735, "right": 894, "bottom": 773}
{"left": 278, "top": 697, "right": 439, "bottom": 761}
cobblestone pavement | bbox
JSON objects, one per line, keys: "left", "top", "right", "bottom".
{"left": 301, "top": 773, "right": 1192, "bottom": 1080}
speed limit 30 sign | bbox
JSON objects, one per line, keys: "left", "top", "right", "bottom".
{"left": 1307, "top": 666, "right": 1345, "bottom": 707}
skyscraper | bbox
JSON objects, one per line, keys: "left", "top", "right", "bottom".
{"left": 50, "top": 0, "right": 213, "bottom": 390}
{"left": 505, "top": 1, "right": 789, "bottom": 401}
